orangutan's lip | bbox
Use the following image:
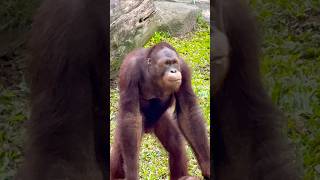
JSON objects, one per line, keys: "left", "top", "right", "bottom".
{"left": 168, "top": 79, "right": 181, "bottom": 82}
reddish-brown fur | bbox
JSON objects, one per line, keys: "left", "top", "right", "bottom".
{"left": 212, "top": 0, "right": 302, "bottom": 179}
{"left": 110, "top": 42, "right": 210, "bottom": 180}
{"left": 15, "top": 0, "right": 108, "bottom": 179}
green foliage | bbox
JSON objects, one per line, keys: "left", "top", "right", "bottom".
{"left": 251, "top": 0, "right": 320, "bottom": 179}
{"left": 0, "top": 87, "right": 27, "bottom": 180}
{"left": 110, "top": 19, "right": 210, "bottom": 179}
{"left": 0, "top": 0, "right": 40, "bottom": 31}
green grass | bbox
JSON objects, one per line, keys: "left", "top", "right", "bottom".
{"left": 0, "top": 0, "right": 40, "bottom": 31}
{"left": 0, "top": 88, "right": 27, "bottom": 180}
{"left": 251, "top": 0, "right": 320, "bottom": 179}
{"left": 0, "top": 1, "right": 39, "bottom": 177}
{"left": 110, "top": 17, "right": 210, "bottom": 179}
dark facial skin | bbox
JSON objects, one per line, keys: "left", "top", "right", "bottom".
{"left": 212, "top": 0, "right": 302, "bottom": 179}
{"left": 110, "top": 42, "right": 210, "bottom": 180}
{"left": 150, "top": 47, "right": 182, "bottom": 95}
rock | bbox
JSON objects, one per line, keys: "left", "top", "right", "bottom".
{"left": 157, "top": 0, "right": 210, "bottom": 22}
{"left": 194, "top": 0, "right": 209, "bottom": 22}
{"left": 110, "top": 0, "right": 157, "bottom": 77}
{"left": 154, "top": 1, "right": 201, "bottom": 36}
{"left": 159, "top": 0, "right": 194, "bottom": 3}
{"left": 110, "top": 0, "right": 202, "bottom": 78}
{"left": 315, "top": 164, "right": 320, "bottom": 174}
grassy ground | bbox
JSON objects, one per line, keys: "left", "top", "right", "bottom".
{"left": 110, "top": 17, "right": 210, "bottom": 179}
{"left": 0, "top": 0, "right": 39, "bottom": 31}
{"left": 0, "top": 33, "right": 29, "bottom": 180}
{"left": 251, "top": 0, "right": 320, "bottom": 179}
{"left": 1, "top": 0, "right": 39, "bottom": 178}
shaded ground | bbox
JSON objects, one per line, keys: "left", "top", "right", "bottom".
{"left": 251, "top": 1, "right": 320, "bottom": 179}
{"left": 0, "top": 4, "right": 39, "bottom": 178}
{"left": 0, "top": 33, "right": 28, "bottom": 180}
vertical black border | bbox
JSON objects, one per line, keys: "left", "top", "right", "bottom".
{"left": 210, "top": 1, "right": 215, "bottom": 179}
{"left": 106, "top": 0, "right": 111, "bottom": 178}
